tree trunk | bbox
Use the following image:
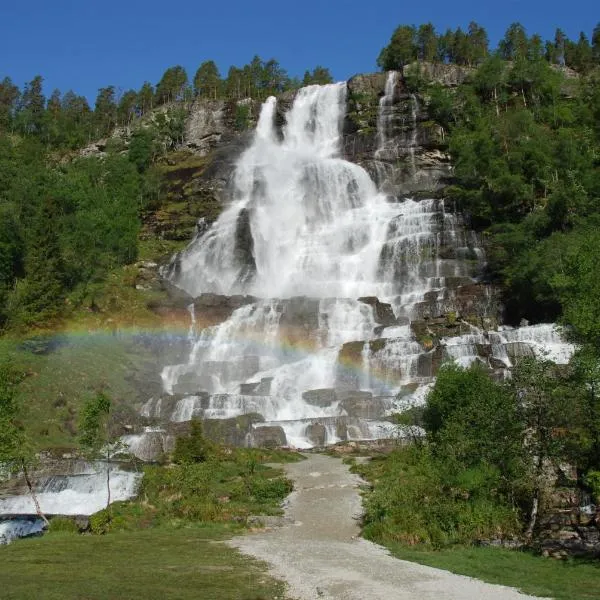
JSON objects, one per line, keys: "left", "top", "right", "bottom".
{"left": 105, "top": 448, "right": 112, "bottom": 518}
{"left": 525, "top": 491, "right": 539, "bottom": 542}
{"left": 21, "top": 460, "right": 49, "bottom": 526}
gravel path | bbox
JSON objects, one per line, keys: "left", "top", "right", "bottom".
{"left": 230, "top": 453, "right": 545, "bottom": 600}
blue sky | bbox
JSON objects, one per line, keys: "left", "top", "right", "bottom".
{"left": 0, "top": 0, "right": 597, "bottom": 102}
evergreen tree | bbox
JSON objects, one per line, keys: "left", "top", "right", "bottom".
{"left": 466, "top": 22, "right": 489, "bottom": 65}
{"left": 225, "top": 66, "right": 243, "bottom": 99}
{"left": 9, "top": 196, "right": 66, "bottom": 326}
{"left": 155, "top": 65, "right": 188, "bottom": 104}
{"left": 17, "top": 75, "right": 45, "bottom": 135}
{"left": 416, "top": 23, "right": 438, "bottom": 62}
{"left": 499, "top": 23, "right": 529, "bottom": 60}
{"left": 554, "top": 28, "right": 567, "bottom": 66}
{"left": 593, "top": 23, "right": 600, "bottom": 63}
{"left": 0, "top": 77, "right": 20, "bottom": 131}
{"left": 377, "top": 25, "right": 417, "bottom": 71}
{"left": 193, "top": 60, "right": 221, "bottom": 98}
{"left": 94, "top": 86, "right": 117, "bottom": 137}
{"left": 117, "top": 89, "right": 138, "bottom": 126}
{"left": 302, "top": 66, "right": 334, "bottom": 86}
{"left": 137, "top": 81, "right": 154, "bottom": 114}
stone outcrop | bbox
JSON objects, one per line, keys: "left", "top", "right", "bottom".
{"left": 344, "top": 65, "right": 470, "bottom": 197}
{"left": 248, "top": 426, "right": 287, "bottom": 448}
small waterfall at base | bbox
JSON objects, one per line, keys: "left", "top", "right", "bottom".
{"left": 0, "top": 463, "right": 141, "bottom": 517}
{"left": 157, "top": 82, "right": 572, "bottom": 449}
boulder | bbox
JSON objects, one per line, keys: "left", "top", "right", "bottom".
{"left": 357, "top": 296, "right": 397, "bottom": 326}
{"left": 305, "top": 423, "right": 327, "bottom": 447}
{"left": 202, "top": 413, "right": 264, "bottom": 446}
{"left": 302, "top": 388, "right": 337, "bottom": 408}
{"left": 340, "top": 392, "right": 392, "bottom": 419}
{"left": 249, "top": 426, "right": 287, "bottom": 448}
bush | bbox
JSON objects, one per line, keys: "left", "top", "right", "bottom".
{"left": 89, "top": 509, "right": 111, "bottom": 535}
{"left": 48, "top": 517, "right": 79, "bottom": 533}
{"left": 172, "top": 420, "right": 212, "bottom": 464}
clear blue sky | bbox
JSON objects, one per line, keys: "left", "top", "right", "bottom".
{"left": 0, "top": 0, "right": 597, "bottom": 102}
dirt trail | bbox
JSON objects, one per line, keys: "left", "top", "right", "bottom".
{"left": 230, "top": 453, "right": 545, "bottom": 600}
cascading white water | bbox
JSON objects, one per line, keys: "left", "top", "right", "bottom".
{"left": 0, "top": 464, "right": 141, "bottom": 516}
{"left": 158, "top": 82, "right": 571, "bottom": 448}
{"left": 375, "top": 71, "right": 398, "bottom": 158}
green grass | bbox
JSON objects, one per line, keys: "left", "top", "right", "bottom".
{"left": 0, "top": 334, "right": 155, "bottom": 449}
{"left": 0, "top": 525, "right": 287, "bottom": 600}
{"left": 384, "top": 542, "right": 600, "bottom": 600}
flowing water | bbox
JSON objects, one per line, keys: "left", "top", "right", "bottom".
{"left": 157, "top": 82, "right": 573, "bottom": 448}
{"left": 0, "top": 462, "right": 141, "bottom": 516}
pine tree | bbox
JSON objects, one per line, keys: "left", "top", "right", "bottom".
{"left": 137, "top": 82, "right": 154, "bottom": 114}
{"left": 117, "top": 89, "right": 138, "bottom": 126}
{"left": 17, "top": 75, "right": 45, "bottom": 135}
{"left": 0, "top": 77, "right": 20, "bottom": 132}
{"left": 193, "top": 60, "right": 221, "bottom": 99}
{"left": 417, "top": 23, "right": 438, "bottom": 62}
{"left": 377, "top": 25, "right": 417, "bottom": 71}
{"left": 10, "top": 196, "right": 66, "bottom": 326}
{"left": 155, "top": 66, "right": 188, "bottom": 104}
{"left": 94, "top": 86, "right": 117, "bottom": 137}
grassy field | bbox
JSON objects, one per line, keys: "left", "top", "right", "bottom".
{"left": 385, "top": 542, "right": 600, "bottom": 600}
{"left": 0, "top": 525, "right": 287, "bottom": 600}
{"left": 0, "top": 333, "right": 158, "bottom": 449}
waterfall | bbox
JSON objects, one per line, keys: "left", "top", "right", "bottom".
{"left": 0, "top": 463, "right": 141, "bottom": 517}
{"left": 375, "top": 71, "right": 398, "bottom": 158}
{"left": 408, "top": 94, "right": 419, "bottom": 177}
{"left": 156, "top": 82, "right": 569, "bottom": 448}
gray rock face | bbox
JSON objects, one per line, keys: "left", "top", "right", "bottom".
{"left": 305, "top": 423, "right": 327, "bottom": 447}
{"left": 233, "top": 208, "right": 256, "bottom": 285}
{"left": 339, "top": 392, "right": 392, "bottom": 419}
{"left": 505, "top": 342, "right": 536, "bottom": 360}
{"left": 184, "top": 100, "right": 227, "bottom": 155}
{"left": 249, "top": 425, "right": 287, "bottom": 448}
{"left": 302, "top": 388, "right": 338, "bottom": 408}
{"left": 404, "top": 61, "right": 474, "bottom": 87}
{"left": 357, "top": 297, "right": 397, "bottom": 326}
{"left": 344, "top": 68, "right": 461, "bottom": 197}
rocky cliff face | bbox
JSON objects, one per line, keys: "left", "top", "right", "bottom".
{"left": 343, "top": 65, "right": 467, "bottom": 198}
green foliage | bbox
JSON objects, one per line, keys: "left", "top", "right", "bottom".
{"left": 47, "top": 517, "right": 79, "bottom": 533}
{"left": 78, "top": 391, "right": 111, "bottom": 454}
{"left": 122, "top": 446, "right": 298, "bottom": 529}
{"left": 172, "top": 420, "right": 211, "bottom": 464}
{"left": 356, "top": 448, "right": 520, "bottom": 548}
{"left": 361, "top": 356, "right": 600, "bottom": 550}
{"left": 302, "top": 66, "right": 334, "bottom": 86}
{"left": 89, "top": 509, "right": 112, "bottom": 535}
{"left": 234, "top": 103, "right": 251, "bottom": 131}
{"left": 0, "top": 361, "right": 28, "bottom": 466}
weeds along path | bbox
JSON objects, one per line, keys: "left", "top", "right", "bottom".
{"left": 229, "top": 453, "right": 543, "bottom": 600}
